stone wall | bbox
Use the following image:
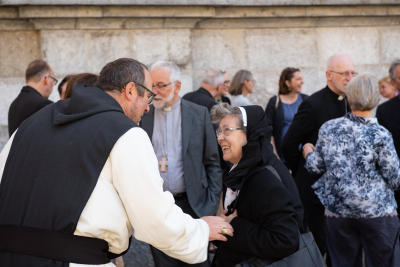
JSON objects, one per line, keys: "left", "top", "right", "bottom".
{"left": 0, "top": 2, "right": 400, "bottom": 151}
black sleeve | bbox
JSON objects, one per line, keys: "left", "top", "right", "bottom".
{"left": 223, "top": 177, "right": 299, "bottom": 260}
{"left": 265, "top": 97, "right": 276, "bottom": 128}
{"left": 376, "top": 105, "right": 384, "bottom": 127}
{"left": 281, "top": 100, "right": 316, "bottom": 172}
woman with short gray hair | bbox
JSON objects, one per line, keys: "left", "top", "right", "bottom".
{"left": 303, "top": 74, "right": 400, "bottom": 267}
{"left": 229, "top": 70, "right": 255, "bottom": 107}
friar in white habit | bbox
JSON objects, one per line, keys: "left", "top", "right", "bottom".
{"left": 0, "top": 58, "right": 234, "bottom": 267}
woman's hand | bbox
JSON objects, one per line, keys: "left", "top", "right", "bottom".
{"left": 220, "top": 209, "right": 238, "bottom": 224}
{"left": 302, "top": 143, "right": 315, "bottom": 159}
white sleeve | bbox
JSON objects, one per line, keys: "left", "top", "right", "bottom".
{"left": 110, "top": 127, "right": 209, "bottom": 264}
{"left": 0, "top": 130, "right": 17, "bottom": 185}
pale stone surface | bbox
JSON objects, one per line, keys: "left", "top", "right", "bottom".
{"left": 32, "top": 18, "right": 76, "bottom": 30}
{"left": 0, "top": 31, "right": 40, "bottom": 78}
{"left": 380, "top": 27, "right": 400, "bottom": 64}
{"left": 133, "top": 29, "right": 191, "bottom": 67}
{"left": 0, "top": 7, "right": 17, "bottom": 18}
{"left": 86, "top": 31, "right": 132, "bottom": 73}
{"left": 0, "top": 78, "right": 25, "bottom": 126}
{"left": 103, "top": 6, "right": 215, "bottom": 17}
{"left": 306, "top": 6, "right": 387, "bottom": 16}
{"left": 0, "top": 19, "right": 34, "bottom": 30}
{"left": 19, "top": 6, "right": 102, "bottom": 18}
{"left": 214, "top": 6, "right": 306, "bottom": 18}
{"left": 2, "top": 0, "right": 400, "bottom": 6}
{"left": 317, "top": 27, "right": 380, "bottom": 66}
{"left": 191, "top": 30, "right": 244, "bottom": 70}
{"left": 244, "top": 29, "right": 319, "bottom": 69}
{"left": 41, "top": 30, "right": 87, "bottom": 76}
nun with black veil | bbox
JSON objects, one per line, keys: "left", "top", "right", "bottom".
{"left": 210, "top": 103, "right": 305, "bottom": 267}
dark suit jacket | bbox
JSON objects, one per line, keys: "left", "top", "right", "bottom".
{"left": 140, "top": 99, "right": 222, "bottom": 217}
{"left": 183, "top": 87, "right": 217, "bottom": 114}
{"left": 8, "top": 86, "right": 53, "bottom": 137}
{"left": 265, "top": 94, "right": 309, "bottom": 158}
{"left": 212, "top": 167, "right": 299, "bottom": 267}
{"left": 281, "top": 86, "right": 350, "bottom": 204}
{"left": 377, "top": 96, "right": 400, "bottom": 156}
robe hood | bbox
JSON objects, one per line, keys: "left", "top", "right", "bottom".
{"left": 53, "top": 84, "right": 125, "bottom": 126}
{"left": 224, "top": 105, "right": 276, "bottom": 190}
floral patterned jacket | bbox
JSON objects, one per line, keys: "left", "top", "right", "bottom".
{"left": 305, "top": 113, "right": 400, "bottom": 218}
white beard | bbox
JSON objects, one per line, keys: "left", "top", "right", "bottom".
{"left": 153, "top": 88, "right": 175, "bottom": 110}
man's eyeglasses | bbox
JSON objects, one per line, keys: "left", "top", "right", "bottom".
{"left": 329, "top": 70, "right": 358, "bottom": 78}
{"left": 137, "top": 83, "right": 156, "bottom": 104}
{"left": 216, "top": 127, "right": 243, "bottom": 138}
{"left": 49, "top": 75, "right": 58, "bottom": 86}
{"left": 153, "top": 82, "right": 176, "bottom": 90}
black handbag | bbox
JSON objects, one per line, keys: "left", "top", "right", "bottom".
{"left": 234, "top": 165, "right": 325, "bottom": 267}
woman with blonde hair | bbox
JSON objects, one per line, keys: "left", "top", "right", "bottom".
{"left": 229, "top": 70, "right": 255, "bottom": 107}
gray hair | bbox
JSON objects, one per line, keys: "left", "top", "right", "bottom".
{"left": 210, "top": 103, "right": 247, "bottom": 133}
{"left": 150, "top": 60, "right": 181, "bottom": 83}
{"left": 95, "top": 58, "right": 148, "bottom": 96}
{"left": 202, "top": 69, "right": 224, "bottom": 88}
{"left": 389, "top": 59, "right": 400, "bottom": 81}
{"left": 229, "top": 70, "right": 253, "bottom": 96}
{"left": 346, "top": 73, "right": 380, "bottom": 111}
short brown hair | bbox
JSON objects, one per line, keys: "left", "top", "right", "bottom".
{"left": 279, "top": 67, "right": 300, "bottom": 95}
{"left": 229, "top": 70, "right": 253, "bottom": 96}
{"left": 25, "top": 60, "right": 51, "bottom": 83}
{"left": 64, "top": 73, "right": 99, "bottom": 99}
{"left": 94, "top": 58, "right": 148, "bottom": 96}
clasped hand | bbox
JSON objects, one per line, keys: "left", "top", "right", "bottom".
{"left": 201, "top": 209, "right": 237, "bottom": 242}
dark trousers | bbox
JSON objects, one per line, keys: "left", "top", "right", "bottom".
{"left": 326, "top": 215, "right": 400, "bottom": 267}
{"left": 302, "top": 200, "right": 332, "bottom": 266}
{"left": 150, "top": 194, "right": 210, "bottom": 267}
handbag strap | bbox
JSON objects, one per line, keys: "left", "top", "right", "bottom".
{"left": 275, "top": 95, "right": 280, "bottom": 109}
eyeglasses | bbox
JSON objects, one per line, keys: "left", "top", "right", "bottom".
{"left": 216, "top": 127, "right": 243, "bottom": 137}
{"left": 137, "top": 83, "right": 156, "bottom": 104}
{"left": 223, "top": 80, "right": 230, "bottom": 86}
{"left": 49, "top": 75, "right": 58, "bottom": 86}
{"left": 329, "top": 70, "right": 358, "bottom": 78}
{"left": 153, "top": 82, "right": 175, "bottom": 90}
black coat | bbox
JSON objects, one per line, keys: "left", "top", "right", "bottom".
{"left": 281, "top": 86, "right": 350, "bottom": 204}
{"left": 212, "top": 164, "right": 300, "bottom": 267}
{"left": 265, "top": 94, "right": 309, "bottom": 158}
{"left": 376, "top": 96, "right": 400, "bottom": 212}
{"left": 183, "top": 87, "right": 217, "bottom": 114}
{"left": 8, "top": 86, "right": 53, "bottom": 137}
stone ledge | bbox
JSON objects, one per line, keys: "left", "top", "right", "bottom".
{"left": 8, "top": 5, "right": 400, "bottom": 19}
{"left": 0, "top": 16, "right": 397, "bottom": 30}
{"left": 1, "top": 0, "right": 400, "bottom": 6}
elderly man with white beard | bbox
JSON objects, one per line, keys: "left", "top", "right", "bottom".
{"left": 140, "top": 61, "right": 222, "bottom": 267}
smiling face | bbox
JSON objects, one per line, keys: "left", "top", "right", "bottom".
{"left": 217, "top": 116, "right": 247, "bottom": 165}
{"left": 286, "top": 71, "right": 304, "bottom": 94}
{"left": 379, "top": 80, "right": 397, "bottom": 99}
{"left": 150, "top": 68, "right": 180, "bottom": 109}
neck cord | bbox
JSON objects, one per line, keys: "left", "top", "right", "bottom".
{"left": 156, "top": 108, "right": 181, "bottom": 158}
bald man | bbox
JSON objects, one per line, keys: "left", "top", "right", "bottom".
{"left": 281, "top": 55, "right": 357, "bottom": 266}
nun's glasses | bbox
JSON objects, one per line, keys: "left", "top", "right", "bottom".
{"left": 216, "top": 127, "right": 244, "bottom": 138}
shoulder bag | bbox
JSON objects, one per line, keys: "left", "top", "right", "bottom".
{"left": 234, "top": 165, "right": 325, "bottom": 267}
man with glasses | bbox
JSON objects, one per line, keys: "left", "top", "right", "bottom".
{"left": 281, "top": 54, "right": 356, "bottom": 267}
{"left": 0, "top": 58, "right": 233, "bottom": 266}
{"left": 8, "top": 59, "right": 56, "bottom": 137}
{"left": 141, "top": 61, "right": 221, "bottom": 267}
{"left": 214, "top": 70, "right": 231, "bottom": 105}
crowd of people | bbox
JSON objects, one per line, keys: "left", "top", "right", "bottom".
{"left": 1, "top": 54, "right": 400, "bottom": 267}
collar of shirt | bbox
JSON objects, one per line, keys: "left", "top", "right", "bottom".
{"left": 345, "top": 112, "right": 377, "bottom": 125}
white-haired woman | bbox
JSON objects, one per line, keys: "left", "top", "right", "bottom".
{"left": 229, "top": 70, "right": 255, "bottom": 107}
{"left": 303, "top": 74, "right": 400, "bottom": 267}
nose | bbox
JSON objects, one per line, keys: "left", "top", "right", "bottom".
{"left": 217, "top": 133, "right": 224, "bottom": 143}
{"left": 152, "top": 86, "right": 159, "bottom": 95}
{"left": 144, "top": 103, "right": 150, "bottom": 113}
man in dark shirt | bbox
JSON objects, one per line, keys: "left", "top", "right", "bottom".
{"left": 8, "top": 60, "right": 56, "bottom": 137}
{"left": 377, "top": 59, "right": 400, "bottom": 216}
{"left": 281, "top": 55, "right": 355, "bottom": 266}
{"left": 183, "top": 69, "right": 224, "bottom": 114}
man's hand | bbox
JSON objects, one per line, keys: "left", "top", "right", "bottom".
{"left": 220, "top": 209, "right": 238, "bottom": 224}
{"left": 201, "top": 216, "right": 234, "bottom": 242}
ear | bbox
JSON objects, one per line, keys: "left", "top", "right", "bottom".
{"left": 285, "top": 80, "right": 291, "bottom": 88}
{"left": 43, "top": 75, "right": 49, "bottom": 85}
{"left": 174, "top": 81, "right": 181, "bottom": 94}
{"left": 124, "top": 82, "right": 138, "bottom": 101}
{"left": 326, "top": 70, "right": 332, "bottom": 81}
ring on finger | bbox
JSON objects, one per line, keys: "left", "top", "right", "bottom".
{"left": 221, "top": 228, "right": 228, "bottom": 235}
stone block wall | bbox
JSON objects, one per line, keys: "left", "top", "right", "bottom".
{"left": 0, "top": 2, "right": 400, "bottom": 151}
